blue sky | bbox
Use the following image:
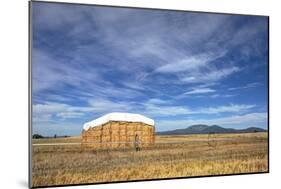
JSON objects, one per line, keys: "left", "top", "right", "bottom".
{"left": 32, "top": 2, "right": 268, "bottom": 136}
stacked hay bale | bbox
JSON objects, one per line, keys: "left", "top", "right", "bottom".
{"left": 82, "top": 112, "right": 155, "bottom": 149}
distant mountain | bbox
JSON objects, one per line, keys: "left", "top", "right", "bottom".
{"left": 157, "top": 125, "right": 266, "bottom": 135}
{"left": 240, "top": 127, "right": 266, "bottom": 133}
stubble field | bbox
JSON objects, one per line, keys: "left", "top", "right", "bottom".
{"left": 32, "top": 132, "right": 268, "bottom": 187}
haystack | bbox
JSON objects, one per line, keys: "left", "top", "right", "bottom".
{"left": 82, "top": 112, "right": 155, "bottom": 149}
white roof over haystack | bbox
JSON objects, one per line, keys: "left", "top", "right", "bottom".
{"left": 83, "top": 112, "right": 155, "bottom": 131}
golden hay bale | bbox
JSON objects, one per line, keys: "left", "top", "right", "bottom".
{"left": 82, "top": 120, "right": 155, "bottom": 149}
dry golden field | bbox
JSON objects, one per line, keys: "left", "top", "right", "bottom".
{"left": 32, "top": 132, "right": 268, "bottom": 187}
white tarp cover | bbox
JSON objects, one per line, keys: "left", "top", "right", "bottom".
{"left": 83, "top": 112, "right": 155, "bottom": 131}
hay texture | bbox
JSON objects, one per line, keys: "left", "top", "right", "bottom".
{"left": 82, "top": 113, "right": 155, "bottom": 149}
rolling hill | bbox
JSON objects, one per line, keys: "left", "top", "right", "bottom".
{"left": 157, "top": 124, "right": 266, "bottom": 135}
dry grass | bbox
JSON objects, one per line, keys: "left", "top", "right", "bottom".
{"left": 32, "top": 132, "right": 268, "bottom": 187}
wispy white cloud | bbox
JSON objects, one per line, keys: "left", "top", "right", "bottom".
{"left": 33, "top": 102, "right": 91, "bottom": 123}
{"left": 32, "top": 49, "right": 101, "bottom": 93}
{"left": 228, "top": 82, "right": 262, "bottom": 91}
{"left": 33, "top": 113, "right": 52, "bottom": 123}
{"left": 180, "top": 66, "right": 240, "bottom": 84}
{"left": 57, "top": 112, "right": 85, "bottom": 119}
{"left": 143, "top": 103, "right": 193, "bottom": 116}
{"left": 199, "top": 104, "right": 255, "bottom": 114}
{"left": 33, "top": 99, "right": 136, "bottom": 123}
{"left": 209, "top": 94, "right": 237, "bottom": 98}
{"left": 142, "top": 99, "right": 255, "bottom": 117}
{"left": 88, "top": 99, "right": 134, "bottom": 113}
{"left": 184, "top": 88, "right": 216, "bottom": 95}
{"left": 33, "top": 102, "right": 69, "bottom": 115}
{"left": 146, "top": 98, "right": 169, "bottom": 105}
{"left": 155, "top": 54, "right": 212, "bottom": 73}
{"left": 33, "top": 102, "right": 68, "bottom": 123}
{"left": 155, "top": 50, "right": 227, "bottom": 73}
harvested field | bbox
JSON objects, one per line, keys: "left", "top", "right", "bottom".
{"left": 32, "top": 132, "right": 268, "bottom": 187}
